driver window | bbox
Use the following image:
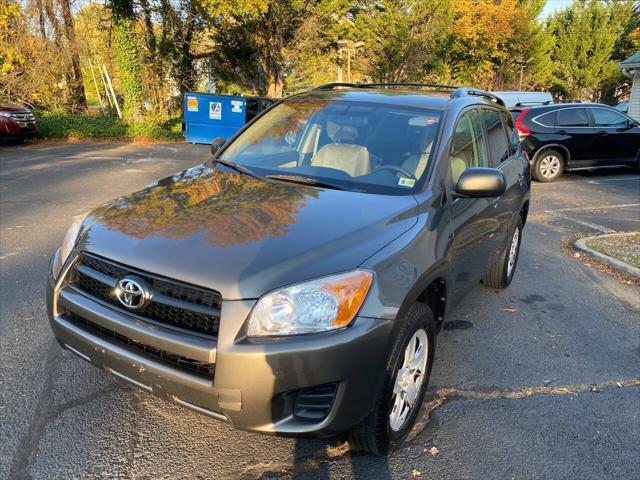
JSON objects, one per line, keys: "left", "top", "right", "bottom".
{"left": 449, "top": 109, "right": 487, "bottom": 184}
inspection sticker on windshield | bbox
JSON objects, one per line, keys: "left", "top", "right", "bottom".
{"left": 398, "top": 177, "right": 416, "bottom": 187}
{"left": 209, "top": 102, "right": 222, "bottom": 120}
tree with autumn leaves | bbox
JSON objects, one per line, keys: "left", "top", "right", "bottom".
{"left": 1, "top": 0, "right": 638, "bottom": 122}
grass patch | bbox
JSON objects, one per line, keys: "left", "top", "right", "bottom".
{"left": 34, "top": 112, "right": 183, "bottom": 142}
{"left": 586, "top": 232, "right": 640, "bottom": 268}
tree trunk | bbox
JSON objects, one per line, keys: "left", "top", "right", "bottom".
{"left": 266, "top": 68, "right": 284, "bottom": 98}
{"left": 111, "top": 0, "right": 145, "bottom": 121}
{"left": 58, "top": 0, "right": 87, "bottom": 113}
{"left": 175, "top": 0, "right": 197, "bottom": 99}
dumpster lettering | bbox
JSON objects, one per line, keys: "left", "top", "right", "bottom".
{"left": 231, "top": 100, "right": 243, "bottom": 113}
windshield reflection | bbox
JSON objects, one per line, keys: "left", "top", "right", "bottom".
{"left": 98, "top": 165, "right": 318, "bottom": 247}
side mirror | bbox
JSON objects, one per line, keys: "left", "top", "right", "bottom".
{"left": 210, "top": 137, "right": 226, "bottom": 156}
{"left": 455, "top": 167, "right": 506, "bottom": 198}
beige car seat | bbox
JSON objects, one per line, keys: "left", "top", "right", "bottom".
{"left": 402, "top": 154, "right": 430, "bottom": 179}
{"left": 311, "top": 144, "right": 372, "bottom": 177}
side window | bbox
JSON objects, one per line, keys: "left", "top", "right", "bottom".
{"left": 557, "top": 108, "right": 589, "bottom": 127}
{"left": 449, "top": 109, "right": 487, "bottom": 184}
{"left": 501, "top": 110, "right": 518, "bottom": 154}
{"left": 591, "top": 108, "right": 628, "bottom": 128}
{"left": 481, "top": 108, "right": 510, "bottom": 166}
{"left": 534, "top": 111, "right": 556, "bottom": 127}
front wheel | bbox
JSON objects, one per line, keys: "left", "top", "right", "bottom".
{"left": 532, "top": 149, "right": 564, "bottom": 182}
{"left": 348, "top": 303, "right": 436, "bottom": 456}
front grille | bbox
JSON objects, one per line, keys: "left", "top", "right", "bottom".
{"left": 70, "top": 253, "right": 222, "bottom": 337}
{"left": 65, "top": 311, "right": 215, "bottom": 377}
{"left": 293, "top": 384, "right": 337, "bottom": 422}
{"left": 10, "top": 112, "right": 36, "bottom": 128}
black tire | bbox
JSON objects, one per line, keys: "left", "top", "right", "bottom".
{"left": 482, "top": 217, "right": 523, "bottom": 288}
{"left": 532, "top": 149, "right": 564, "bottom": 182}
{"left": 348, "top": 303, "right": 436, "bottom": 456}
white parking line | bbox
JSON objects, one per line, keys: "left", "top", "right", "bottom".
{"left": 563, "top": 216, "right": 616, "bottom": 234}
{"left": 587, "top": 177, "right": 640, "bottom": 184}
{"left": 545, "top": 203, "right": 640, "bottom": 214}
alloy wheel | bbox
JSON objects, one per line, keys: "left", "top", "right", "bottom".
{"left": 539, "top": 155, "right": 561, "bottom": 178}
{"left": 507, "top": 226, "right": 520, "bottom": 278}
{"left": 389, "top": 329, "right": 429, "bottom": 432}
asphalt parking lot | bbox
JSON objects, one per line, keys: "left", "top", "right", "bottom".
{"left": 1, "top": 142, "right": 639, "bottom": 479}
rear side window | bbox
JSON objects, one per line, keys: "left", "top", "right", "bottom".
{"left": 557, "top": 108, "right": 590, "bottom": 127}
{"left": 591, "top": 108, "right": 628, "bottom": 128}
{"left": 533, "top": 111, "right": 556, "bottom": 127}
{"left": 449, "top": 109, "right": 487, "bottom": 183}
{"left": 481, "top": 108, "right": 510, "bottom": 166}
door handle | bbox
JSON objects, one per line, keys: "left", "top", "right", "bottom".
{"left": 557, "top": 129, "right": 567, "bottom": 135}
{"left": 597, "top": 130, "right": 608, "bottom": 136}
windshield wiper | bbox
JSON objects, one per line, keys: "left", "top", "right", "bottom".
{"left": 265, "top": 174, "right": 347, "bottom": 191}
{"left": 213, "top": 158, "right": 260, "bottom": 178}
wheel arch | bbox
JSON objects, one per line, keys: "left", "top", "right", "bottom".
{"left": 393, "top": 267, "right": 449, "bottom": 334}
{"left": 532, "top": 144, "right": 571, "bottom": 166}
{"left": 520, "top": 200, "right": 530, "bottom": 227}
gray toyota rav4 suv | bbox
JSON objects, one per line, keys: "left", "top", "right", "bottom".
{"left": 47, "top": 83, "right": 530, "bottom": 455}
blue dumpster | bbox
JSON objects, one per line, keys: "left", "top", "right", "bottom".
{"left": 183, "top": 93, "right": 247, "bottom": 144}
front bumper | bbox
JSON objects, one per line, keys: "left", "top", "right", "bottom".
{"left": 47, "top": 258, "right": 393, "bottom": 436}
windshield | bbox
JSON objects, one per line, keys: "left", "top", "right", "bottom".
{"left": 219, "top": 96, "right": 442, "bottom": 195}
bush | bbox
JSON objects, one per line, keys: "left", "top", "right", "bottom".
{"left": 34, "top": 112, "right": 183, "bottom": 141}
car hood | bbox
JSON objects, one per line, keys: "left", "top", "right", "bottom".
{"left": 0, "top": 103, "right": 30, "bottom": 113}
{"left": 79, "top": 164, "right": 419, "bottom": 299}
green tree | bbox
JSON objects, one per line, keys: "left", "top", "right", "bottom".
{"left": 111, "top": 0, "right": 145, "bottom": 120}
{"left": 547, "top": 0, "right": 634, "bottom": 101}
{"left": 353, "top": 0, "right": 450, "bottom": 83}
{"left": 209, "top": 0, "right": 318, "bottom": 97}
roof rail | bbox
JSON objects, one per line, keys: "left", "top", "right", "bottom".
{"left": 514, "top": 101, "right": 553, "bottom": 107}
{"left": 450, "top": 88, "right": 506, "bottom": 106}
{"left": 314, "top": 82, "right": 459, "bottom": 91}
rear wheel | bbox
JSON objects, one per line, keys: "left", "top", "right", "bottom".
{"left": 348, "top": 303, "right": 435, "bottom": 456}
{"left": 482, "top": 217, "right": 523, "bottom": 289}
{"left": 532, "top": 149, "right": 564, "bottom": 182}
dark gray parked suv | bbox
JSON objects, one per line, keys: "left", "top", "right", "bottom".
{"left": 47, "top": 83, "right": 531, "bottom": 455}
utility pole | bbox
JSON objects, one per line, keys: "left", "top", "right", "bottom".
{"left": 337, "top": 39, "right": 364, "bottom": 83}
{"left": 337, "top": 39, "right": 348, "bottom": 82}
{"left": 515, "top": 57, "right": 531, "bottom": 90}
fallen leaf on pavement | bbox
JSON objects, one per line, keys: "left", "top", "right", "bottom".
{"left": 500, "top": 307, "right": 517, "bottom": 313}
{"left": 428, "top": 446, "right": 439, "bottom": 456}
{"left": 412, "top": 468, "right": 422, "bottom": 476}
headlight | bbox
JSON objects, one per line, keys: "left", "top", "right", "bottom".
{"left": 0, "top": 111, "right": 12, "bottom": 117}
{"left": 246, "top": 270, "right": 373, "bottom": 337}
{"left": 51, "top": 213, "right": 88, "bottom": 279}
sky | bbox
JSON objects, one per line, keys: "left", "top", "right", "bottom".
{"left": 538, "top": 0, "right": 574, "bottom": 20}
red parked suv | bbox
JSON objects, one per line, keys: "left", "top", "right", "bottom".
{"left": 0, "top": 103, "right": 37, "bottom": 143}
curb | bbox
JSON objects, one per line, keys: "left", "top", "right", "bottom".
{"left": 574, "top": 232, "right": 640, "bottom": 280}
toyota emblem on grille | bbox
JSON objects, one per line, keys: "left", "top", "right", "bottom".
{"left": 116, "top": 276, "right": 150, "bottom": 310}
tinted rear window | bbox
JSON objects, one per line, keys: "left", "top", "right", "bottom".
{"left": 557, "top": 108, "right": 589, "bottom": 127}
{"left": 533, "top": 111, "right": 556, "bottom": 127}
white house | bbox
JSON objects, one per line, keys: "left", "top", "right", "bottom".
{"left": 619, "top": 51, "right": 640, "bottom": 121}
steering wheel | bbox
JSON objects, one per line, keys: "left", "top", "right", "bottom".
{"left": 374, "top": 165, "right": 417, "bottom": 180}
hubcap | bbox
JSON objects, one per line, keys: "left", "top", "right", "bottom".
{"left": 507, "top": 227, "right": 520, "bottom": 277}
{"left": 389, "top": 329, "right": 429, "bottom": 432}
{"left": 540, "top": 155, "right": 561, "bottom": 178}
